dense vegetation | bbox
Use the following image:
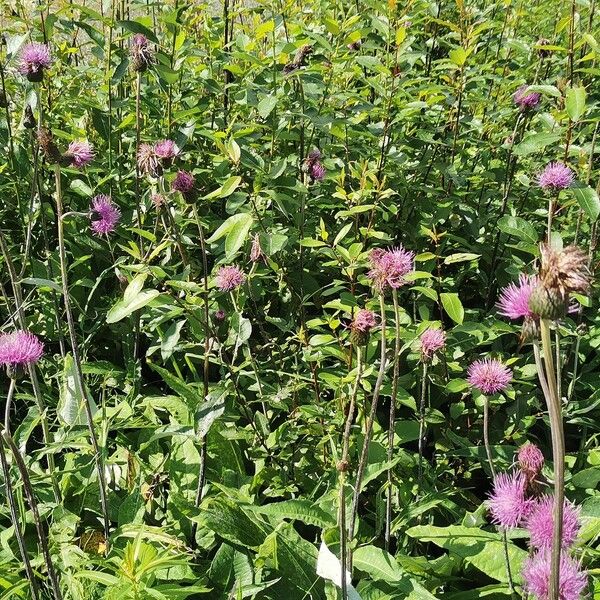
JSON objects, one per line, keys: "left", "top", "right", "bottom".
{"left": 0, "top": 0, "right": 599, "bottom": 598}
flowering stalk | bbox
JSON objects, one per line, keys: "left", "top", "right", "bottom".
{"left": 348, "top": 294, "right": 387, "bottom": 558}
{"left": 190, "top": 205, "right": 211, "bottom": 549}
{"left": 54, "top": 164, "right": 110, "bottom": 549}
{"left": 3, "top": 431, "right": 62, "bottom": 599}
{"left": 417, "top": 360, "right": 428, "bottom": 487}
{"left": 0, "top": 231, "right": 60, "bottom": 502}
{"left": 338, "top": 345, "right": 363, "bottom": 600}
{"left": 385, "top": 289, "right": 401, "bottom": 549}
{"left": 0, "top": 429, "right": 40, "bottom": 599}
{"left": 538, "top": 318, "right": 565, "bottom": 600}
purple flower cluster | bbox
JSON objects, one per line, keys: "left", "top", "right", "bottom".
{"left": 66, "top": 140, "right": 95, "bottom": 169}
{"left": 304, "top": 149, "right": 326, "bottom": 182}
{"left": 518, "top": 442, "right": 545, "bottom": 480}
{"left": 0, "top": 330, "right": 44, "bottom": 367}
{"left": 513, "top": 85, "right": 541, "bottom": 110}
{"left": 138, "top": 139, "right": 180, "bottom": 176}
{"left": 497, "top": 274, "right": 538, "bottom": 320}
{"left": 172, "top": 170, "right": 196, "bottom": 200}
{"left": 351, "top": 309, "right": 377, "bottom": 334}
{"left": 420, "top": 328, "right": 446, "bottom": 361}
{"left": 467, "top": 358, "right": 512, "bottom": 395}
{"left": 538, "top": 162, "right": 574, "bottom": 191}
{"left": 215, "top": 266, "right": 246, "bottom": 291}
{"left": 526, "top": 496, "right": 580, "bottom": 550}
{"left": 367, "top": 246, "right": 415, "bottom": 292}
{"left": 487, "top": 471, "right": 533, "bottom": 528}
{"left": 522, "top": 552, "right": 586, "bottom": 600}
{"left": 90, "top": 195, "right": 121, "bottom": 236}
{"left": 18, "top": 42, "right": 52, "bottom": 81}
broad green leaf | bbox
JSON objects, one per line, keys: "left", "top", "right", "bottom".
{"left": 225, "top": 214, "right": 254, "bottom": 258}
{"left": 249, "top": 500, "right": 336, "bottom": 529}
{"left": 258, "top": 95, "right": 278, "bottom": 119}
{"left": 572, "top": 185, "right": 600, "bottom": 221}
{"left": 70, "top": 178, "right": 93, "bottom": 197}
{"left": 117, "top": 20, "right": 159, "bottom": 43}
{"left": 440, "top": 293, "right": 464, "bottom": 324}
{"left": 20, "top": 277, "right": 62, "bottom": 292}
{"left": 58, "top": 354, "right": 98, "bottom": 427}
{"left": 565, "top": 85, "right": 587, "bottom": 121}
{"left": 106, "top": 289, "right": 160, "bottom": 323}
{"left": 204, "top": 176, "right": 242, "bottom": 200}
{"left": 443, "top": 252, "right": 480, "bottom": 265}
{"left": 353, "top": 545, "right": 405, "bottom": 582}
{"left": 406, "top": 525, "right": 527, "bottom": 583}
{"left": 513, "top": 132, "right": 561, "bottom": 156}
{"left": 449, "top": 47, "right": 467, "bottom": 66}
{"left": 497, "top": 215, "right": 539, "bottom": 244}
{"left": 148, "top": 363, "right": 199, "bottom": 407}
{"left": 160, "top": 320, "right": 185, "bottom": 361}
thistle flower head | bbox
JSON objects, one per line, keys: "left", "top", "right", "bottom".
{"left": 214, "top": 309, "right": 226, "bottom": 321}
{"left": 497, "top": 274, "right": 539, "bottom": 320}
{"left": 420, "top": 328, "right": 446, "bottom": 361}
{"left": 303, "top": 149, "right": 326, "bottom": 182}
{"left": 351, "top": 309, "right": 377, "bottom": 333}
{"left": 0, "top": 330, "right": 44, "bottom": 369}
{"left": 154, "top": 139, "right": 179, "bottom": 163}
{"left": 538, "top": 244, "right": 590, "bottom": 298}
{"left": 487, "top": 471, "right": 532, "bottom": 528}
{"left": 513, "top": 85, "right": 541, "bottom": 110}
{"left": 215, "top": 266, "right": 246, "bottom": 291}
{"left": 66, "top": 140, "right": 94, "bottom": 169}
{"left": 525, "top": 495, "right": 580, "bottom": 550}
{"left": 467, "top": 358, "right": 512, "bottom": 395}
{"left": 367, "top": 246, "right": 415, "bottom": 292}
{"left": 37, "top": 127, "right": 62, "bottom": 164}
{"left": 537, "top": 162, "right": 574, "bottom": 191}
{"left": 151, "top": 193, "right": 166, "bottom": 208}
{"left": 137, "top": 143, "right": 159, "bottom": 177}
{"left": 171, "top": 170, "right": 196, "bottom": 201}
{"left": 18, "top": 42, "right": 52, "bottom": 81}
{"left": 90, "top": 195, "right": 120, "bottom": 236}
{"left": 518, "top": 442, "right": 545, "bottom": 479}
{"left": 522, "top": 551, "right": 587, "bottom": 600}
{"left": 130, "top": 34, "right": 154, "bottom": 72}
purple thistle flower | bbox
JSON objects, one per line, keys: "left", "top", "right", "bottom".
{"left": 497, "top": 274, "right": 539, "bottom": 320}
{"left": 18, "top": 42, "right": 52, "bottom": 82}
{"left": 487, "top": 471, "right": 533, "bottom": 528}
{"left": 367, "top": 246, "right": 415, "bottom": 292}
{"left": 513, "top": 85, "right": 541, "bottom": 110}
{"left": 518, "top": 442, "right": 545, "bottom": 479}
{"left": 214, "top": 309, "right": 226, "bottom": 321}
{"left": 215, "top": 266, "right": 246, "bottom": 291}
{"left": 0, "top": 330, "right": 44, "bottom": 367}
{"left": 522, "top": 551, "right": 587, "bottom": 600}
{"left": 154, "top": 139, "right": 179, "bottom": 164}
{"left": 309, "top": 161, "right": 326, "bottom": 182}
{"left": 526, "top": 496, "right": 580, "bottom": 550}
{"left": 420, "top": 328, "right": 446, "bottom": 361}
{"left": 171, "top": 170, "right": 196, "bottom": 200}
{"left": 467, "top": 358, "right": 512, "bottom": 395}
{"left": 90, "top": 195, "right": 121, "bottom": 236}
{"left": 351, "top": 309, "right": 377, "bottom": 334}
{"left": 538, "top": 162, "right": 574, "bottom": 191}
{"left": 66, "top": 141, "right": 95, "bottom": 169}
{"left": 137, "top": 143, "right": 159, "bottom": 177}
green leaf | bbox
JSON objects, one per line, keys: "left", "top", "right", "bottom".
{"left": 449, "top": 47, "right": 467, "bottom": 66}
{"left": 406, "top": 525, "right": 527, "bottom": 584}
{"left": 70, "top": 178, "right": 93, "bottom": 197}
{"left": 248, "top": 500, "right": 336, "bottom": 529}
{"left": 440, "top": 293, "right": 464, "bottom": 324}
{"left": 353, "top": 545, "right": 405, "bottom": 582}
{"left": 160, "top": 320, "right": 184, "bottom": 361}
{"left": 572, "top": 185, "right": 600, "bottom": 221}
{"left": 148, "top": 363, "right": 199, "bottom": 407}
{"left": 20, "top": 277, "right": 62, "bottom": 292}
{"left": 497, "top": 215, "right": 539, "bottom": 244}
{"left": 207, "top": 213, "right": 253, "bottom": 259}
{"left": 565, "top": 85, "right": 587, "bottom": 121}
{"left": 106, "top": 289, "right": 159, "bottom": 323}
{"left": 58, "top": 354, "right": 98, "bottom": 427}
{"left": 513, "top": 132, "right": 562, "bottom": 156}
{"left": 258, "top": 95, "right": 278, "bottom": 119}
{"left": 204, "top": 176, "right": 242, "bottom": 200}
{"left": 117, "top": 20, "right": 159, "bottom": 44}
{"left": 443, "top": 252, "right": 480, "bottom": 265}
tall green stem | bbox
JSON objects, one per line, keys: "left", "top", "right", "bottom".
{"left": 539, "top": 319, "right": 564, "bottom": 600}
{"left": 417, "top": 361, "right": 428, "bottom": 488}
{"left": 0, "top": 424, "right": 40, "bottom": 599}
{"left": 385, "top": 289, "right": 401, "bottom": 549}
{"left": 3, "top": 431, "right": 62, "bottom": 599}
{"left": 348, "top": 294, "right": 387, "bottom": 561}
{"left": 339, "top": 345, "right": 363, "bottom": 600}
{"left": 54, "top": 164, "right": 111, "bottom": 549}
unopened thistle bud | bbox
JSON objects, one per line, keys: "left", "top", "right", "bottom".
{"left": 528, "top": 286, "right": 568, "bottom": 321}
{"left": 24, "top": 105, "right": 37, "bottom": 129}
